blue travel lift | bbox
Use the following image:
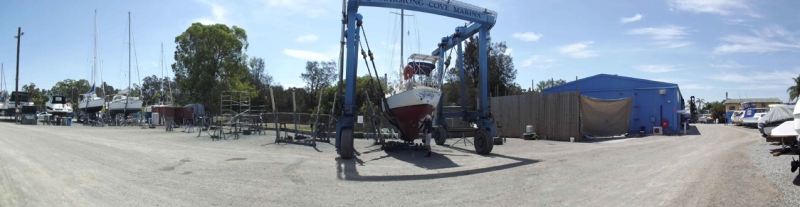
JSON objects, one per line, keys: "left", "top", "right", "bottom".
{"left": 335, "top": 0, "right": 500, "bottom": 159}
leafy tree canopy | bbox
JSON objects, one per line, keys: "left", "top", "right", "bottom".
{"left": 172, "top": 23, "right": 254, "bottom": 113}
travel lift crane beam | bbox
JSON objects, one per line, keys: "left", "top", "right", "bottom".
{"left": 336, "top": 0, "right": 498, "bottom": 159}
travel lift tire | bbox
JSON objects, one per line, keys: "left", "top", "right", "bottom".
{"left": 435, "top": 127, "right": 447, "bottom": 145}
{"left": 474, "top": 130, "right": 493, "bottom": 155}
{"left": 339, "top": 128, "right": 355, "bottom": 159}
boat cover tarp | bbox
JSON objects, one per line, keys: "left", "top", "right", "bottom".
{"left": 580, "top": 96, "right": 633, "bottom": 137}
{"left": 770, "top": 121, "right": 798, "bottom": 137}
{"left": 183, "top": 103, "right": 205, "bottom": 115}
{"left": 758, "top": 105, "right": 794, "bottom": 125}
{"left": 407, "top": 62, "right": 435, "bottom": 76}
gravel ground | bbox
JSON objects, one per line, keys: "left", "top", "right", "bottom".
{"left": 732, "top": 125, "right": 800, "bottom": 207}
{"left": 0, "top": 122, "right": 787, "bottom": 206}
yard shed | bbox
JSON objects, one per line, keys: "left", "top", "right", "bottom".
{"left": 542, "top": 74, "right": 684, "bottom": 135}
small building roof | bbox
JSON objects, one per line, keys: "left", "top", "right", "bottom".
{"left": 723, "top": 98, "right": 782, "bottom": 104}
{"left": 542, "top": 74, "right": 678, "bottom": 93}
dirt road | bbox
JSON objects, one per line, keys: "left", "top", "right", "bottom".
{"left": 0, "top": 123, "right": 785, "bottom": 206}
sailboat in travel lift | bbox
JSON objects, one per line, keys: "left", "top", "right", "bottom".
{"left": 383, "top": 10, "right": 443, "bottom": 142}
{"left": 79, "top": 10, "right": 107, "bottom": 115}
{"left": 107, "top": 12, "right": 143, "bottom": 117}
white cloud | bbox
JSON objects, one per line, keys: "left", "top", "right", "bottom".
{"left": 713, "top": 35, "right": 800, "bottom": 53}
{"left": 295, "top": 34, "right": 319, "bottom": 43}
{"left": 194, "top": 2, "right": 228, "bottom": 25}
{"left": 681, "top": 84, "right": 715, "bottom": 90}
{"left": 736, "top": 84, "right": 782, "bottom": 90}
{"left": 724, "top": 19, "right": 747, "bottom": 25}
{"left": 536, "top": 64, "right": 561, "bottom": 69}
{"left": 520, "top": 55, "right": 557, "bottom": 68}
{"left": 714, "top": 25, "right": 800, "bottom": 54}
{"left": 619, "top": 14, "right": 643, "bottom": 24}
{"left": 558, "top": 41, "right": 597, "bottom": 58}
{"left": 636, "top": 65, "right": 678, "bottom": 73}
{"left": 504, "top": 48, "right": 513, "bottom": 56}
{"left": 667, "top": 0, "right": 760, "bottom": 17}
{"left": 262, "top": 0, "right": 329, "bottom": 18}
{"left": 709, "top": 70, "right": 797, "bottom": 84}
{"left": 283, "top": 49, "right": 332, "bottom": 61}
{"left": 755, "top": 24, "right": 792, "bottom": 38}
{"left": 708, "top": 60, "right": 749, "bottom": 68}
{"left": 627, "top": 25, "right": 693, "bottom": 48}
{"left": 653, "top": 78, "right": 686, "bottom": 83}
{"left": 512, "top": 32, "right": 543, "bottom": 42}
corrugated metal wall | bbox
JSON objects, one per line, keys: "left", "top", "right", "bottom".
{"left": 542, "top": 74, "right": 683, "bottom": 134}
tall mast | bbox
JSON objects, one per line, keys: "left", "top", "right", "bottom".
{"left": 161, "top": 42, "right": 172, "bottom": 104}
{"left": 125, "top": 12, "right": 130, "bottom": 116}
{"left": 400, "top": 9, "right": 404, "bottom": 70}
{"left": 160, "top": 42, "right": 165, "bottom": 104}
{"left": 128, "top": 12, "right": 131, "bottom": 94}
{"left": 1, "top": 63, "right": 4, "bottom": 99}
{"left": 93, "top": 10, "right": 97, "bottom": 88}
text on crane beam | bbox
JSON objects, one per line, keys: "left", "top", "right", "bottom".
{"left": 366, "top": 0, "right": 484, "bottom": 19}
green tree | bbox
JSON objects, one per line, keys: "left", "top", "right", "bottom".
{"left": 22, "top": 83, "right": 48, "bottom": 110}
{"left": 442, "top": 38, "right": 518, "bottom": 109}
{"left": 535, "top": 79, "right": 567, "bottom": 92}
{"left": 172, "top": 23, "right": 255, "bottom": 113}
{"left": 300, "top": 60, "right": 337, "bottom": 105}
{"left": 247, "top": 57, "right": 273, "bottom": 106}
{"left": 49, "top": 79, "right": 94, "bottom": 111}
{"left": 701, "top": 101, "right": 726, "bottom": 122}
{"left": 787, "top": 75, "right": 800, "bottom": 102}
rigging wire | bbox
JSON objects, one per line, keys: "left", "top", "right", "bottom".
{"left": 383, "top": 10, "right": 395, "bottom": 84}
{"left": 413, "top": 11, "right": 421, "bottom": 55}
{"left": 96, "top": 16, "right": 105, "bottom": 95}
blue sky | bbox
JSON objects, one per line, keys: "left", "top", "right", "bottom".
{"left": 1, "top": 0, "right": 799, "bottom": 103}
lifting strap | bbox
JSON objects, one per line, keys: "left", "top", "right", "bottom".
{"left": 357, "top": 25, "right": 405, "bottom": 138}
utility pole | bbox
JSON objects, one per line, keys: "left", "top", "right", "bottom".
{"left": 14, "top": 27, "right": 24, "bottom": 118}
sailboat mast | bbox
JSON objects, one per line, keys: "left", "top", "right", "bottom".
{"left": 1, "top": 63, "right": 4, "bottom": 99}
{"left": 128, "top": 12, "right": 131, "bottom": 95}
{"left": 400, "top": 9, "right": 404, "bottom": 70}
{"left": 93, "top": 10, "right": 97, "bottom": 88}
{"left": 125, "top": 12, "right": 130, "bottom": 116}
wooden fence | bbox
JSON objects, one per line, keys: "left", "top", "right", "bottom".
{"left": 490, "top": 92, "right": 581, "bottom": 142}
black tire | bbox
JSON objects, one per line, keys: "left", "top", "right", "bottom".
{"left": 435, "top": 127, "right": 447, "bottom": 145}
{"left": 339, "top": 128, "right": 355, "bottom": 159}
{"left": 474, "top": 130, "right": 493, "bottom": 155}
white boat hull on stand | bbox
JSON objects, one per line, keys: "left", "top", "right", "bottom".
{"left": 386, "top": 86, "right": 441, "bottom": 141}
{"left": 78, "top": 99, "right": 105, "bottom": 113}
{"left": 108, "top": 100, "right": 143, "bottom": 115}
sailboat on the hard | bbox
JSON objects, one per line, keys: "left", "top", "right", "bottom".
{"left": 0, "top": 64, "right": 7, "bottom": 112}
{"left": 107, "top": 12, "right": 143, "bottom": 117}
{"left": 384, "top": 9, "right": 442, "bottom": 142}
{"left": 149, "top": 43, "right": 173, "bottom": 108}
{"left": 79, "top": 10, "right": 106, "bottom": 114}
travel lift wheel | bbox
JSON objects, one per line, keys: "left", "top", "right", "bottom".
{"left": 474, "top": 129, "right": 493, "bottom": 155}
{"left": 434, "top": 126, "right": 447, "bottom": 145}
{"left": 339, "top": 128, "right": 355, "bottom": 159}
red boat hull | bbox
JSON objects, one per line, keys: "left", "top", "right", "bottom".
{"left": 389, "top": 104, "right": 435, "bottom": 141}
